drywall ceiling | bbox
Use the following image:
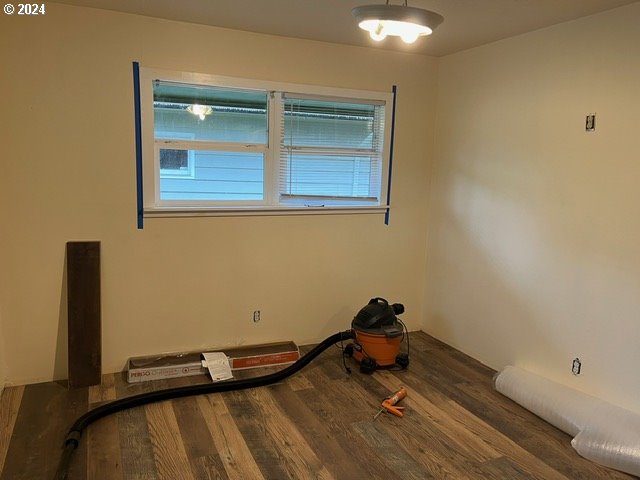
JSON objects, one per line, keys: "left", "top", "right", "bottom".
{"left": 51, "top": 0, "right": 637, "bottom": 56}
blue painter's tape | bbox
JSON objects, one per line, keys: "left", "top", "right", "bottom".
{"left": 384, "top": 85, "right": 397, "bottom": 226}
{"left": 133, "top": 62, "right": 144, "bottom": 229}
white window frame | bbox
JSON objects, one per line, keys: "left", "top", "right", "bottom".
{"left": 139, "top": 67, "right": 393, "bottom": 217}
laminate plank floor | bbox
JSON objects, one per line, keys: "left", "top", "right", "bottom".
{"left": 0, "top": 332, "right": 635, "bottom": 479}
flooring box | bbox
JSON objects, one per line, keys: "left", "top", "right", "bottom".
{"left": 127, "top": 341, "right": 300, "bottom": 383}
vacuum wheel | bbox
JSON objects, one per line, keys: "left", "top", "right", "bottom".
{"left": 360, "top": 357, "right": 377, "bottom": 374}
{"left": 395, "top": 353, "right": 409, "bottom": 369}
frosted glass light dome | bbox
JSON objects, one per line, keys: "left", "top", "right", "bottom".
{"left": 352, "top": 3, "right": 444, "bottom": 44}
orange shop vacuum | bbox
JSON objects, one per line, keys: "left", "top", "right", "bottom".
{"left": 345, "top": 297, "right": 409, "bottom": 374}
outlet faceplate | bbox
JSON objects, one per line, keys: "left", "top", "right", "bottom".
{"left": 572, "top": 358, "right": 582, "bottom": 375}
{"left": 585, "top": 114, "right": 596, "bottom": 132}
{"left": 253, "top": 310, "right": 261, "bottom": 323}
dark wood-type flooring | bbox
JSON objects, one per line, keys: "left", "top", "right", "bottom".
{"left": 0, "top": 332, "right": 635, "bottom": 479}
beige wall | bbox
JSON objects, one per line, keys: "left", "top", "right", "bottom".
{"left": 0, "top": 4, "right": 436, "bottom": 384}
{"left": 427, "top": 3, "right": 640, "bottom": 413}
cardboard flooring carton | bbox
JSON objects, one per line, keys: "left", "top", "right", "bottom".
{"left": 126, "top": 341, "right": 299, "bottom": 383}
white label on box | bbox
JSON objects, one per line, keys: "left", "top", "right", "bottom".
{"left": 201, "top": 352, "right": 233, "bottom": 382}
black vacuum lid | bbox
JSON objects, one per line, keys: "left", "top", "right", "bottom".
{"left": 352, "top": 297, "right": 404, "bottom": 337}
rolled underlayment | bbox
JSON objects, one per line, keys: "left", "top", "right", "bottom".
{"left": 494, "top": 366, "right": 640, "bottom": 477}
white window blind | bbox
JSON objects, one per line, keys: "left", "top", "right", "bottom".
{"left": 279, "top": 94, "right": 386, "bottom": 206}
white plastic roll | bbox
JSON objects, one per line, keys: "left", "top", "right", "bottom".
{"left": 571, "top": 402, "right": 640, "bottom": 477}
{"left": 494, "top": 365, "right": 602, "bottom": 436}
{"left": 494, "top": 365, "right": 640, "bottom": 477}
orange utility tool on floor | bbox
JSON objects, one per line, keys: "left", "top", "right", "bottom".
{"left": 373, "top": 387, "right": 407, "bottom": 420}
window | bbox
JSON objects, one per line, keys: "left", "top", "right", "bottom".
{"left": 158, "top": 133, "right": 196, "bottom": 179}
{"left": 159, "top": 149, "right": 192, "bottom": 177}
{"left": 153, "top": 81, "right": 267, "bottom": 203}
{"left": 280, "top": 96, "right": 385, "bottom": 207}
{"left": 140, "top": 68, "right": 392, "bottom": 215}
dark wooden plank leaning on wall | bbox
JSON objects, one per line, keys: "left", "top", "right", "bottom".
{"left": 67, "top": 241, "right": 102, "bottom": 388}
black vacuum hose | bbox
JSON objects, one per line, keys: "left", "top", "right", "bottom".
{"left": 54, "top": 329, "right": 354, "bottom": 480}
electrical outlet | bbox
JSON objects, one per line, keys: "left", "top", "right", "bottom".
{"left": 253, "top": 310, "right": 261, "bottom": 323}
{"left": 572, "top": 358, "right": 581, "bottom": 375}
{"left": 585, "top": 113, "right": 596, "bottom": 132}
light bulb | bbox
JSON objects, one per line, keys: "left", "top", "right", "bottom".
{"left": 187, "top": 104, "right": 213, "bottom": 120}
{"left": 400, "top": 31, "right": 419, "bottom": 44}
{"left": 369, "top": 22, "right": 386, "bottom": 41}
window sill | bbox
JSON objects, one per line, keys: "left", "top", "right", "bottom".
{"left": 143, "top": 205, "right": 389, "bottom": 218}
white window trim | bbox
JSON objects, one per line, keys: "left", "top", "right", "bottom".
{"left": 139, "top": 67, "right": 393, "bottom": 217}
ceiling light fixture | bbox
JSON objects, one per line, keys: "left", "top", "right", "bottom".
{"left": 352, "top": 0, "right": 444, "bottom": 44}
{"left": 186, "top": 104, "right": 213, "bottom": 120}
